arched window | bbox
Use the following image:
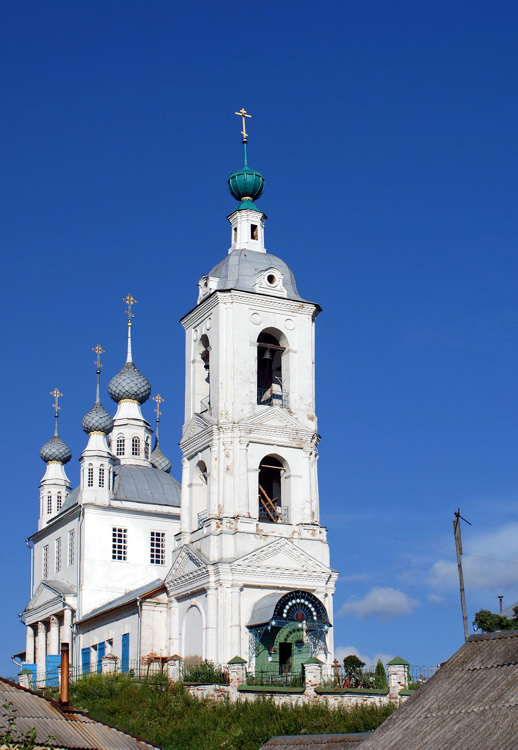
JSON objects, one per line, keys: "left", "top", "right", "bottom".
{"left": 87, "top": 464, "right": 94, "bottom": 487}
{"left": 257, "top": 331, "right": 286, "bottom": 407}
{"left": 132, "top": 436, "right": 141, "bottom": 456}
{"left": 47, "top": 492, "right": 52, "bottom": 514}
{"left": 144, "top": 437, "right": 150, "bottom": 460}
{"left": 258, "top": 456, "right": 285, "bottom": 523}
{"left": 99, "top": 465, "right": 105, "bottom": 488}
{"left": 116, "top": 435, "right": 125, "bottom": 456}
{"left": 57, "top": 492, "right": 62, "bottom": 511}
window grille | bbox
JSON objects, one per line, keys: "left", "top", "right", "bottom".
{"left": 99, "top": 465, "right": 105, "bottom": 487}
{"left": 47, "top": 493, "right": 52, "bottom": 514}
{"left": 57, "top": 492, "right": 62, "bottom": 511}
{"left": 68, "top": 530, "right": 75, "bottom": 566}
{"left": 112, "top": 527, "right": 127, "bottom": 561}
{"left": 132, "top": 436, "right": 141, "bottom": 456}
{"left": 55, "top": 537, "right": 61, "bottom": 573}
{"left": 150, "top": 531, "right": 165, "bottom": 565}
{"left": 43, "top": 545, "right": 49, "bottom": 578}
{"left": 87, "top": 464, "right": 94, "bottom": 487}
{"left": 116, "top": 436, "right": 125, "bottom": 456}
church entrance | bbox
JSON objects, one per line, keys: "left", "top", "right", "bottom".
{"left": 254, "top": 624, "right": 311, "bottom": 677}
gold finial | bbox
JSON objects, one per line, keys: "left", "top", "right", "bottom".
{"left": 235, "top": 108, "right": 251, "bottom": 139}
{"left": 92, "top": 344, "right": 105, "bottom": 369}
{"left": 123, "top": 294, "right": 137, "bottom": 326}
{"left": 152, "top": 393, "right": 164, "bottom": 420}
{"left": 50, "top": 388, "right": 63, "bottom": 413}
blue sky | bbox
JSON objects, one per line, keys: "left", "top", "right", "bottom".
{"left": 2, "top": 0, "right": 518, "bottom": 676}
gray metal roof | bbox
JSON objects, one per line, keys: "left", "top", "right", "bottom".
{"left": 260, "top": 735, "right": 370, "bottom": 748}
{"left": 0, "top": 677, "right": 159, "bottom": 749}
{"left": 42, "top": 579, "right": 77, "bottom": 595}
{"left": 248, "top": 593, "right": 281, "bottom": 626}
{"left": 60, "top": 487, "right": 80, "bottom": 513}
{"left": 113, "top": 465, "right": 180, "bottom": 507}
{"left": 108, "top": 361, "right": 151, "bottom": 405}
{"left": 80, "top": 579, "right": 164, "bottom": 622}
{"left": 207, "top": 249, "right": 306, "bottom": 302}
{"left": 357, "top": 629, "right": 518, "bottom": 750}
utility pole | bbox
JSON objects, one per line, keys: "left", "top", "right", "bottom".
{"left": 453, "top": 509, "right": 471, "bottom": 642}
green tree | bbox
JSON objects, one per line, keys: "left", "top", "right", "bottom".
{"left": 374, "top": 660, "right": 387, "bottom": 689}
{"left": 473, "top": 606, "right": 518, "bottom": 633}
{"left": 342, "top": 655, "right": 365, "bottom": 682}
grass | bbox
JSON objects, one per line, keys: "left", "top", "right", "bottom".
{"left": 50, "top": 674, "right": 396, "bottom": 750}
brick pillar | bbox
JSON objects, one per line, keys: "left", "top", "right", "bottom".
{"left": 388, "top": 659, "right": 409, "bottom": 698}
{"left": 303, "top": 658, "right": 323, "bottom": 699}
{"left": 227, "top": 656, "right": 247, "bottom": 699}
{"left": 101, "top": 654, "right": 119, "bottom": 674}
{"left": 167, "top": 655, "right": 182, "bottom": 683}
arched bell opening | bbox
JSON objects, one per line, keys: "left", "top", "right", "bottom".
{"left": 257, "top": 330, "right": 287, "bottom": 408}
{"left": 194, "top": 334, "right": 211, "bottom": 413}
{"left": 258, "top": 455, "right": 288, "bottom": 523}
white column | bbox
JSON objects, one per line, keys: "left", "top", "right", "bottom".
{"left": 62, "top": 608, "right": 73, "bottom": 648}
{"left": 230, "top": 587, "right": 242, "bottom": 658}
{"left": 168, "top": 597, "right": 180, "bottom": 655}
{"left": 36, "top": 622, "right": 47, "bottom": 684}
{"left": 237, "top": 440, "right": 249, "bottom": 516}
{"left": 205, "top": 588, "right": 217, "bottom": 662}
{"left": 25, "top": 625, "right": 35, "bottom": 663}
{"left": 180, "top": 458, "right": 190, "bottom": 540}
{"left": 49, "top": 615, "right": 59, "bottom": 654}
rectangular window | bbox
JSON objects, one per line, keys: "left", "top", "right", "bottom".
{"left": 43, "top": 545, "right": 49, "bottom": 578}
{"left": 68, "top": 530, "right": 75, "bottom": 566}
{"left": 150, "top": 531, "right": 165, "bottom": 565}
{"left": 87, "top": 465, "right": 94, "bottom": 487}
{"left": 55, "top": 537, "right": 61, "bottom": 573}
{"left": 112, "top": 527, "right": 127, "bottom": 561}
{"left": 47, "top": 493, "right": 52, "bottom": 514}
{"left": 57, "top": 492, "right": 62, "bottom": 511}
{"left": 99, "top": 465, "right": 105, "bottom": 488}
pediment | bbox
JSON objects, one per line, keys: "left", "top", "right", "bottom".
{"left": 233, "top": 538, "right": 329, "bottom": 573}
{"left": 181, "top": 413, "right": 213, "bottom": 442}
{"left": 243, "top": 407, "right": 313, "bottom": 434}
{"left": 24, "top": 580, "right": 76, "bottom": 614}
{"left": 166, "top": 544, "right": 209, "bottom": 582}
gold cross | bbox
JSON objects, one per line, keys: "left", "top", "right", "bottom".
{"left": 123, "top": 294, "right": 137, "bottom": 325}
{"left": 152, "top": 393, "right": 164, "bottom": 419}
{"left": 235, "top": 108, "right": 251, "bottom": 139}
{"left": 92, "top": 344, "right": 105, "bottom": 368}
{"left": 50, "top": 388, "right": 63, "bottom": 412}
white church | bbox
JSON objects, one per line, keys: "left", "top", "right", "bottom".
{"left": 18, "top": 117, "right": 339, "bottom": 684}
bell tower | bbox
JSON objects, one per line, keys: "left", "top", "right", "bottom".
{"left": 167, "top": 112, "right": 337, "bottom": 667}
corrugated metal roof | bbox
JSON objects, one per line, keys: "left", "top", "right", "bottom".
{"left": 113, "top": 465, "right": 180, "bottom": 507}
{"left": 260, "top": 734, "right": 370, "bottom": 748}
{"left": 357, "top": 629, "right": 518, "bottom": 750}
{"left": 0, "top": 678, "right": 159, "bottom": 750}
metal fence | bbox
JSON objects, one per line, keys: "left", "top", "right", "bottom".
{"left": 320, "top": 664, "right": 438, "bottom": 689}
{"left": 246, "top": 669, "right": 304, "bottom": 687}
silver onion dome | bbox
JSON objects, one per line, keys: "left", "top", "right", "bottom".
{"left": 83, "top": 369, "right": 114, "bottom": 434}
{"left": 150, "top": 441, "right": 172, "bottom": 473}
{"left": 108, "top": 361, "right": 151, "bottom": 404}
{"left": 108, "top": 322, "right": 151, "bottom": 404}
{"left": 40, "top": 417, "right": 72, "bottom": 464}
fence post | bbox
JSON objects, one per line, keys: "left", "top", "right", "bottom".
{"left": 303, "top": 657, "right": 323, "bottom": 699}
{"left": 387, "top": 656, "right": 409, "bottom": 698}
{"left": 167, "top": 655, "right": 182, "bottom": 683}
{"left": 227, "top": 656, "right": 247, "bottom": 698}
{"left": 101, "top": 654, "right": 119, "bottom": 674}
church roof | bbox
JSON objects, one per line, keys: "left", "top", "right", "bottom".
{"left": 60, "top": 486, "right": 81, "bottom": 513}
{"left": 248, "top": 592, "right": 281, "bottom": 626}
{"left": 80, "top": 579, "right": 164, "bottom": 622}
{"left": 207, "top": 249, "right": 305, "bottom": 302}
{"left": 113, "top": 465, "right": 180, "bottom": 507}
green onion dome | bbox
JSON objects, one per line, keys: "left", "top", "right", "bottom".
{"left": 228, "top": 166, "right": 265, "bottom": 205}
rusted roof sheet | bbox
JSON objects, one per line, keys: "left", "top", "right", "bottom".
{"left": 260, "top": 734, "right": 371, "bottom": 748}
{"left": 358, "top": 629, "right": 518, "bottom": 750}
{"left": 0, "top": 677, "right": 159, "bottom": 750}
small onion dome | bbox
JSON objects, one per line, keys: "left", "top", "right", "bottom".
{"left": 108, "top": 361, "right": 151, "bottom": 404}
{"left": 150, "top": 441, "right": 172, "bottom": 474}
{"left": 228, "top": 166, "right": 265, "bottom": 206}
{"left": 40, "top": 420, "right": 72, "bottom": 464}
{"left": 82, "top": 401, "right": 113, "bottom": 434}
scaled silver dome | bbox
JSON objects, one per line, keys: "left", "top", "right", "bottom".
{"left": 40, "top": 429, "right": 72, "bottom": 464}
{"left": 150, "top": 442, "right": 172, "bottom": 473}
{"left": 108, "top": 361, "right": 151, "bottom": 404}
{"left": 82, "top": 402, "right": 114, "bottom": 434}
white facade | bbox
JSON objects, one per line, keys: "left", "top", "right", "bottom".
{"left": 19, "top": 151, "right": 338, "bottom": 683}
